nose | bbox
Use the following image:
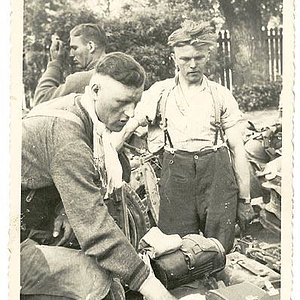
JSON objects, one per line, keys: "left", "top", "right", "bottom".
{"left": 189, "top": 58, "right": 196, "bottom": 68}
{"left": 70, "top": 49, "right": 74, "bottom": 57}
{"left": 124, "top": 103, "right": 135, "bottom": 118}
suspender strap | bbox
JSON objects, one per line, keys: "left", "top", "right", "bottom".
{"left": 209, "top": 84, "right": 225, "bottom": 145}
{"left": 164, "top": 120, "right": 174, "bottom": 149}
{"left": 158, "top": 85, "right": 175, "bottom": 149}
{"left": 157, "top": 78, "right": 225, "bottom": 149}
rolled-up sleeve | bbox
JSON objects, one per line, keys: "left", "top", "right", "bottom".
{"left": 219, "top": 86, "right": 244, "bottom": 130}
{"left": 135, "top": 82, "right": 165, "bottom": 124}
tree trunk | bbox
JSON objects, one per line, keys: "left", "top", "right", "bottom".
{"left": 219, "top": 0, "right": 269, "bottom": 86}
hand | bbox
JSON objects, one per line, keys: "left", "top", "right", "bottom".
{"left": 50, "top": 36, "right": 65, "bottom": 61}
{"left": 110, "top": 116, "right": 149, "bottom": 151}
{"left": 138, "top": 273, "right": 177, "bottom": 300}
{"left": 53, "top": 210, "right": 74, "bottom": 246}
{"left": 125, "top": 115, "right": 148, "bottom": 132}
{"left": 237, "top": 202, "right": 255, "bottom": 233}
{"left": 135, "top": 113, "right": 150, "bottom": 127}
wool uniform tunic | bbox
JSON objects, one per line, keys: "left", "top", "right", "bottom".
{"left": 21, "top": 94, "right": 149, "bottom": 299}
{"left": 33, "top": 59, "right": 96, "bottom": 106}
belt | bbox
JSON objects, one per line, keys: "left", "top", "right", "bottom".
{"left": 165, "top": 144, "right": 228, "bottom": 157}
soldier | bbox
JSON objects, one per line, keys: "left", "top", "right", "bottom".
{"left": 21, "top": 52, "right": 176, "bottom": 300}
{"left": 33, "top": 23, "right": 106, "bottom": 106}
{"left": 130, "top": 21, "right": 255, "bottom": 253}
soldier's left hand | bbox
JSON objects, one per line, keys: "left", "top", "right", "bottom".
{"left": 53, "top": 211, "right": 74, "bottom": 246}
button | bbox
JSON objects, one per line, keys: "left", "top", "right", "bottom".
{"left": 26, "top": 190, "right": 35, "bottom": 203}
{"left": 194, "top": 155, "right": 199, "bottom": 159}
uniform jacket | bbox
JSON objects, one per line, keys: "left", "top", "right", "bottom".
{"left": 33, "top": 59, "right": 95, "bottom": 106}
{"left": 22, "top": 94, "right": 149, "bottom": 290}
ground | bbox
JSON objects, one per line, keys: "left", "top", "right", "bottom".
{"left": 243, "top": 108, "right": 279, "bottom": 128}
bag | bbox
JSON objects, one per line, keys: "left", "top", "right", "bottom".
{"left": 215, "top": 252, "right": 280, "bottom": 289}
{"left": 150, "top": 234, "right": 226, "bottom": 290}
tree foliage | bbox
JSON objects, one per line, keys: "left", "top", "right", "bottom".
{"left": 23, "top": 0, "right": 282, "bottom": 107}
{"left": 218, "top": 0, "right": 282, "bottom": 85}
{"left": 233, "top": 81, "right": 282, "bottom": 112}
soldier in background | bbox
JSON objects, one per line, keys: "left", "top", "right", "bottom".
{"left": 33, "top": 23, "right": 106, "bottom": 106}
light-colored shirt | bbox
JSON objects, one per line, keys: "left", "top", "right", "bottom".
{"left": 136, "top": 76, "right": 243, "bottom": 152}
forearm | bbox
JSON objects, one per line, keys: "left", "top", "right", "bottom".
{"left": 225, "top": 123, "right": 250, "bottom": 199}
{"left": 51, "top": 141, "right": 149, "bottom": 289}
{"left": 231, "top": 145, "right": 250, "bottom": 199}
{"left": 112, "top": 117, "right": 146, "bottom": 151}
{"left": 33, "top": 60, "right": 64, "bottom": 106}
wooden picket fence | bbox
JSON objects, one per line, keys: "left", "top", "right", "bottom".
{"left": 265, "top": 27, "right": 283, "bottom": 82}
{"left": 217, "top": 27, "right": 283, "bottom": 90}
{"left": 217, "top": 30, "right": 232, "bottom": 90}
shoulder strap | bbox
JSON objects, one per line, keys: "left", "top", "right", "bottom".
{"left": 159, "top": 88, "right": 173, "bottom": 129}
{"left": 26, "top": 109, "right": 83, "bottom": 127}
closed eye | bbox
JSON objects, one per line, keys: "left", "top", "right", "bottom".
{"left": 180, "top": 57, "right": 190, "bottom": 62}
{"left": 194, "top": 56, "right": 206, "bottom": 60}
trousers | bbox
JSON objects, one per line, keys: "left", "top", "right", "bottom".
{"left": 158, "top": 147, "right": 239, "bottom": 253}
{"left": 21, "top": 239, "right": 112, "bottom": 300}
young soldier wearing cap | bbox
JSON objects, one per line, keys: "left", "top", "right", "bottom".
{"left": 33, "top": 23, "right": 107, "bottom": 106}
{"left": 131, "top": 21, "right": 255, "bottom": 253}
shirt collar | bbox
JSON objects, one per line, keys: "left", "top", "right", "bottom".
{"left": 175, "top": 74, "right": 209, "bottom": 91}
{"left": 86, "top": 59, "right": 97, "bottom": 71}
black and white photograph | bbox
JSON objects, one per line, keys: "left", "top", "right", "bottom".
{"left": 6, "top": 0, "right": 297, "bottom": 299}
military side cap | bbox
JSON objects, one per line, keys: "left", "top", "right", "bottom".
{"left": 168, "top": 20, "right": 217, "bottom": 48}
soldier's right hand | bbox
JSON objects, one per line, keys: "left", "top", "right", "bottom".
{"left": 50, "top": 37, "right": 65, "bottom": 61}
{"left": 138, "top": 273, "right": 178, "bottom": 300}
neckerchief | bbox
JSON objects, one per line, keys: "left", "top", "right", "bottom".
{"left": 80, "top": 88, "right": 123, "bottom": 199}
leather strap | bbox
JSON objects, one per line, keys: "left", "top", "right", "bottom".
{"left": 26, "top": 109, "right": 83, "bottom": 127}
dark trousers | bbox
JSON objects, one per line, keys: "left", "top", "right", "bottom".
{"left": 158, "top": 147, "right": 238, "bottom": 253}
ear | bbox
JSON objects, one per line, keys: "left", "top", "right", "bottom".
{"left": 170, "top": 52, "right": 176, "bottom": 63}
{"left": 90, "top": 83, "right": 100, "bottom": 100}
{"left": 87, "top": 41, "right": 96, "bottom": 54}
{"left": 170, "top": 53, "right": 179, "bottom": 71}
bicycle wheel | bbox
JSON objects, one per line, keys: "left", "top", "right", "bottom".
{"left": 122, "top": 183, "right": 151, "bottom": 249}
